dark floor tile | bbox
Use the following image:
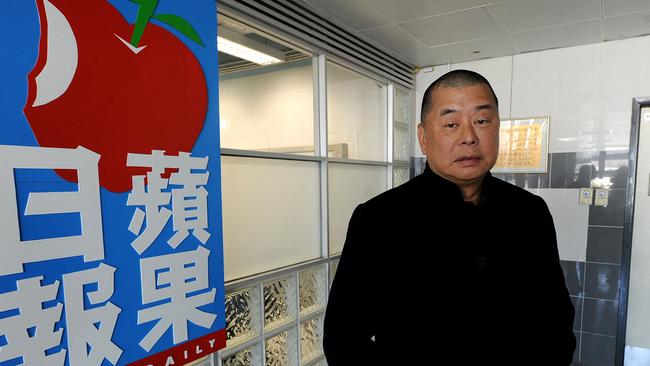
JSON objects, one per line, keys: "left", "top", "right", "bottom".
{"left": 588, "top": 189, "right": 626, "bottom": 227}
{"left": 580, "top": 333, "right": 616, "bottom": 366}
{"left": 586, "top": 226, "right": 623, "bottom": 264}
{"left": 582, "top": 298, "right": 618, "bottom": 336}
{"left": 571, "top": 296, "right": 583, "bottom": 331}
{"left": 561, "top": 261, "right": 585, "bottom": 297}
{"left": 585, "top": 263, "right": 620, "bottom": 300}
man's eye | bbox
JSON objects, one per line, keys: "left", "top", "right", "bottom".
{"left": 444, "top": 122, "right": 457, "bottom": 128}
{"left": 475, "top": 119, "right": 489, "bottom": 125}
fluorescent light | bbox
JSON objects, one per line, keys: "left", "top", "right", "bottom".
{"left": 218, "top": 27, "right": 284, "bottom": 65}
{"left": 218, "top": 37, "right": 283, "bottom": 65}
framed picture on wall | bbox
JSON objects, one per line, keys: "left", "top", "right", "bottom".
{"left": 492, "top": 116, "right": 550, "bottom": 173}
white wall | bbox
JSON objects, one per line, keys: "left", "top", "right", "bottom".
{"left": 415, "top": 35, "right": 650, "bottom": 263}
{"left": 415, "top": 35, "right": 650, "bottom": 157}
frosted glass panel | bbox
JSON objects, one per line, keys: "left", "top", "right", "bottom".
{"left": 327, "top": 62, "right": 387, "bottom": 161}
{"left": 222, "top": 156, "right": 321, "bottom": 281}
{"left": 219, "top": 60, "right": 315, "bottom": 154}
{"left": 328, "top": 163, "right": 387, "bottom": 254}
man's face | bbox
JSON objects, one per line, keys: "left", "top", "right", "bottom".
{"left": 417, "top": 84, "right": 500, "bottom": 187}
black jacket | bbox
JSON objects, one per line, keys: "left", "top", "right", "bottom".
{"left": 324, "top": 165, "right": 576, "bottom": 365}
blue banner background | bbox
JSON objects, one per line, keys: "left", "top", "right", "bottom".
{"left": 0, "top": 1, "right": 224, "bottom": 365}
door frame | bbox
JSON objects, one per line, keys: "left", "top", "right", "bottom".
{"left": 617, "top": 97, "right": 650, "bottom": 365}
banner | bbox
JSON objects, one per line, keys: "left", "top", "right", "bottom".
{"left": 0, "top": 1, "right": 225, "bottom": 365}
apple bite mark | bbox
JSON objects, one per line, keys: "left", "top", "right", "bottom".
{"left": 24, "top": 0, "right": 209, "bottom": 192}
{"left": 29, "top": 0, "right": 78, "bottom": 108}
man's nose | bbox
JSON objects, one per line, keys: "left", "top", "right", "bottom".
{"left": 459, "top": 121, "right": 478, "bottom": 145}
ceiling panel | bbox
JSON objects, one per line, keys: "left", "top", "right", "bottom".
{"left": 300, "top": 0, "right": 650, "bottom": 67}
{"left": 487, "top": 0, "right": 602, "bottom": 33}
{"left": 604, "top": 11, "right": 650, "bottom": 41}
{"left": 360, "top": 25, "right": 428, "bottom": 57}
{"left": 363, "top": 0, "right": 505, "bottom": 24}
{"left": 428, "top": 36, "right": 516, "bottom": 64}
{"left": 511, "top": 20, "right": 603, "bottom": 53}
{"left": 603, "top": 0, "right": 650, "bottom": 17}
{"left": 302, "top": 0, "right": 391, "bottom": 31}
{"left": 401, "top": 8, "right": 504, "bottom": 47}
{"left": 410, "top": 47, "right": 454, "bottom": 67}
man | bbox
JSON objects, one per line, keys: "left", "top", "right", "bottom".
{"left": 323, "top": 70, "right": 575, "bottom": 365}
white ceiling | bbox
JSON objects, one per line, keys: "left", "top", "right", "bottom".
{"left": 301, "top": 0, "right": 650, "bottom": 67}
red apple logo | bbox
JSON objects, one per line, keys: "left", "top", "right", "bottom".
{"left": 24, "top": 0, "right": 208, "bottom": 192}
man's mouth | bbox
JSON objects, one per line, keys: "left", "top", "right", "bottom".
{"left": 455, "top": 155, "right": 482, "bottom": 163}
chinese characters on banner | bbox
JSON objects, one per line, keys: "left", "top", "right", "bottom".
{"left": 0, "top": 1, "right": 225, "bottom": 365}
{"left": 0, "top": 147, "right": 225, "bottom": 366}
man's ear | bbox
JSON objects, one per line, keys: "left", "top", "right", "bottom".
{"left": 417, "top": 123, "right": 426, "bottom": 154}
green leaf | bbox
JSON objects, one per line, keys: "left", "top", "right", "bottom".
{"left": 152, "top": 14, "right": 205, "bottom": 47}
{"left": 130, "top": 0, "right": 158, "bottom": 47}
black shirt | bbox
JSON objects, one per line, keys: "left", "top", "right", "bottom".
{"left": 324, "top": 165, "right": 576, "bottom": 365}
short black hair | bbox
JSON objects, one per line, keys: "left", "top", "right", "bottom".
{"left": 420, "top": 69, "right": 499, "bottom": 123}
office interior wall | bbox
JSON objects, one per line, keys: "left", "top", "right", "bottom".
{"left": 415, "top": 34, "right": 650, "bottom": 365}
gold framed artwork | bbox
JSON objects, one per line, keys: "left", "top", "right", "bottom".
{"left": 492, "top": 116, "right": 550, "bottom": 173}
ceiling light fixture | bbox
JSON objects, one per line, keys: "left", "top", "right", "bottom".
{"left": 217, "top": 26, "right": 284, "bottom": 65}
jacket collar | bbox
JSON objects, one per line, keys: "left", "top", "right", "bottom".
{"left": 421, "top": 162, "right": 494, "bottom": 205}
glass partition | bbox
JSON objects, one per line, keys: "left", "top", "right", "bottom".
{"left": 327, "top": 62, "right": 387, "bottom": 161}
{"left": 219, "top": 59, "right": 315, "bottom": 155}
{"left": 328, "top": 163, "right": 387, "bottom": 254}
{"left": 221, "top": 156, "right": 321, "bottom": 281}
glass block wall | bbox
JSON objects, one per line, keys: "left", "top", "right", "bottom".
{"left": 217, "top": 261, "right": 333, "bottom": 365}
